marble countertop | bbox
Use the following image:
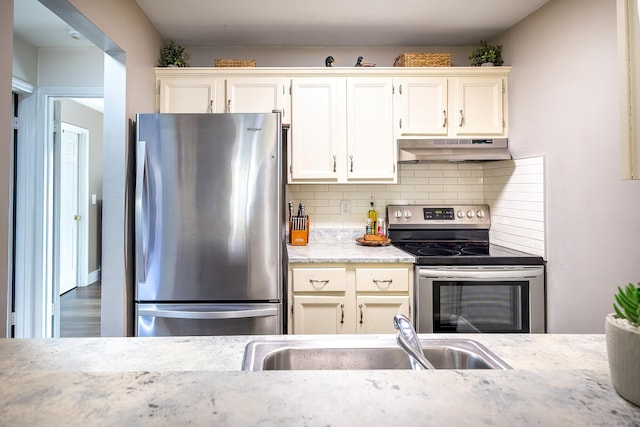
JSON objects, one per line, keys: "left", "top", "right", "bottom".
{"left": 288, "top": 241, "right": 415, "bottom": 263}
{"left": 1, "top": 334, "right": 640, "bottom": 425}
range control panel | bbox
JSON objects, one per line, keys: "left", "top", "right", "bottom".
{"left": 386, "top": 205, "right": 491, "bottom": 229}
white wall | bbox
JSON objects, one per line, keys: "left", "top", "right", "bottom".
{"left": 498, "top": 0, "right": 640, "bottom": 333}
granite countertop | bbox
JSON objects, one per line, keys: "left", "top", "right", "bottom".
{"left": 287, "top": 228, "right": 415, "bottom": 264}
{"left": 288, "top": 241, "right": 415, "bottom": 263}
{"left": 1, "top": 334, "right": 640, "bottom": 425}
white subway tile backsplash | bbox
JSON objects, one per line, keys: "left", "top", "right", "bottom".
{"left": 287, "top": 156, "right": 546, "bottom": 259}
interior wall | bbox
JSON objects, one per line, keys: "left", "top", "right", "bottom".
{"left": 0, "top": 1, "right": 13, "bottom": 338}
{"left": 187, "top": 46, "right": 475, "bottom": 68}
{"left": 497, "top": 0, "right": 640, "bottom": 333}
{"left": 59, "top": 99, "right": 103, "bottom": 276}
{"left": 12, "top": 34, "right": 37, "bottom": 85}
{"left": 66, "top": 0, "right": 164, "bottom": 337}
{"left": 38, "top": 47, "right": 104, "bottom": 86}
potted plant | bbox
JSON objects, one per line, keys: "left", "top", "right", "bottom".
{"left": 158, "top": 41, "right": 187, "bottom": 67}
{"left": 469, "top": 41, "right": 504, "bottom": 66}
{"left": 606, "top": 282, "right": 640, "bottom": 406}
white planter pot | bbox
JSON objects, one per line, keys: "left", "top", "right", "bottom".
{"left": 606, "top": 313, "right": 640, "bottom": 406}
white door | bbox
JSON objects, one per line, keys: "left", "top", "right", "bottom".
{"left": 59, "top": 125, "right": 80, "bottom": 294}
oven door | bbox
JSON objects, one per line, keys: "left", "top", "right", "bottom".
{"left": 416, "top": 266, "right": 545, "bottom": 333}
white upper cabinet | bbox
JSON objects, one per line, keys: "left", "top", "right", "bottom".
{"left": 397, "top": 77, "right": 449, "bottom": 136}
{"left": 289, "top": 78, "right": 343, "bottom": 182}
{"left": 225, "top": 77, "right": 291, "bottom": 123}
{"left": 397, "top": 75, "right": 507, "bottom": 138}
{"left": 158, "top": 76, "right": 224, "bottom": 113}
{"left": 345, "top": 77, "right": 396, "bottom": 182}
{"left": 288, "top": 76, "right": 396, "bottom": 184}
{"left": 155, "top": 67, "right": 510, "bottom": 184}
{"left": 453, "top": 77, "right": 505, "bottom": 136}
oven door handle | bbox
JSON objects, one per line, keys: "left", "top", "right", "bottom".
{"left": 418, "top": 268, "right": 542, "bottom": 280}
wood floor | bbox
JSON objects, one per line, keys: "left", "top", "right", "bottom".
{"left": 60, "top": 281, "right": 101, "bottom": 337}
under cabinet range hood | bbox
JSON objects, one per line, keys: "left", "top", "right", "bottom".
{"left": 398, "top": 138, "right": 511, "bottom": 162}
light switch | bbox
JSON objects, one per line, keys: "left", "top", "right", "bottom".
{"left": 91, "top": 194, "right": 97, "bottom": 205}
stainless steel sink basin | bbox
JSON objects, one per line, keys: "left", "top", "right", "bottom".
{"left": 241, "top": 338, "right": 511, "bottom": 371}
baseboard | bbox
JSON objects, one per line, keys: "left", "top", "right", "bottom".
{"left": 88, "top": 269, "right": 101, "bottom": 285}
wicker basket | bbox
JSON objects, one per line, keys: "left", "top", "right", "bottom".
{"left": 214, "top": 59, "right": 256, "bottom": 67}
{"left": 393, "top": 53, "right": 451, "bottom": 67}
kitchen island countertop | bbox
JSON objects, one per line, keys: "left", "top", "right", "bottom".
{"left": 1, "top": 333, "right": 639, "bottom": 425}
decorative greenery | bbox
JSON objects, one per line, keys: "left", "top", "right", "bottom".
{"left": 614, "top": 282, "right": 640, "bottom": 326}
{"left": 158, "top": 41, "right": 187, "bottom": 67}
{"left": 469, "top": 41, "right": 504, "bottom": 66}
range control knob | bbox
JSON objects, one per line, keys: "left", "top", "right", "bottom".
{"left": 394, "top": 210, "right": 403, "bottom": 219}
{"left": 404, "top": 210, "right": 412, "bottom": 219}
{"left": 466, "top": 210, "right": 474, "bottom": 218}
{"left": 457, "top": 210, "right": 464, "bottom": 219}
{"left": 476, "top": 210, "right": 485, "bottom": 219}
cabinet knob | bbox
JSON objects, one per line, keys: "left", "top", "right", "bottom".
{"left": 459, "top": 109, "right": 465, "bottom": 127}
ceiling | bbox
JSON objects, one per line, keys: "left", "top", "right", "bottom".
{"left": 14, "top": 0, "right": 549, "bottom": 49}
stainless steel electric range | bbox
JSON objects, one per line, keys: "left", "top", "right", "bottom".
{"left": 387, "top": 204, "right": 545, "bottom": 334}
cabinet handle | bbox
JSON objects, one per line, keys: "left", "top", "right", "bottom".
{"left": 350, "top": 155, "right": 354, "bottom": 173}
{"left": 442, "top": 110, "right": 447, "bottom": 128}
{"left": 359, "top": 304, "right": 364, "bottom": 324}
{"left": 208, "top": 99, "right": 213, "bottom": 113}
{"left": 333, "top": 155, "right": 337, "bottom": 172}
{"left": 227, "top": 99, "right": 231, "bottom": 113}
{"left": 373, "top": 279, "right": 393, "bottom": 289}
{"left": 340, "top": 303, "right": 344, "bottom": 324}
{"left": 309, "top": 279, "right": 329, "bottom": 289}
{"left": 459, "top": 109, "right": 464, "bottom": 127}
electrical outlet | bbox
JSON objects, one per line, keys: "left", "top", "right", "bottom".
{"left": 340, "top": 200, "right": 351, "bottom": 215}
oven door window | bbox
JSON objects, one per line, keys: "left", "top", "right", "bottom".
{"left": 433, "top": 281, "right": 530, "bottom": 333}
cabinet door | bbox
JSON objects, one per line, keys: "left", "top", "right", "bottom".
{"left": 293, "top": 295, "right": 350, "bottom": 334}
{"left": 346, "top": 77, "right": 396, "bottom": 182}
{"left": 356, "top": 295, "right": 410, "bottom": 334}
{"left": 452, "top": 77, "right": 505, "bottom": 136}
{"left": 226, "top": 78, "right": 291, "bottom": 123}
{"left": 158, "top": 77, "right": 223, "bottom": 113}
{"left": 398, "top": 77, "right": 448, "bottom": 137}
{"left": 289, "top": 78, "right": 344, "bottom": 182}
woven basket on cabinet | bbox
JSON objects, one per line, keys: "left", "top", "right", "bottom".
{"left": 214, "top": 59, "right": 257, "bottom": 67}
{"left": 393, "top": 53, "right": 451, "bottom": 67}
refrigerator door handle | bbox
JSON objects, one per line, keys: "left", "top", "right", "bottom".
{"left": 135, "top": 140, "right": 147, "bottom": 282}
{"left": 138, "top": 306, "right": 278, "bottom": 320}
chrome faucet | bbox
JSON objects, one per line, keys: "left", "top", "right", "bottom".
{"left": 393, "top": 314, "right": 435, "bottom": 370}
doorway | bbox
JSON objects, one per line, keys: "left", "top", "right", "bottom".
{"left": 52, "top": 99, "right": 103, "bottom": 337}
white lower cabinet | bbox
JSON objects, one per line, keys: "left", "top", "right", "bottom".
{"left": 288, "top": 263, "right": 413, "bottom": 334}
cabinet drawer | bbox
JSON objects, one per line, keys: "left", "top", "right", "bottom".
{"left": 292, "top": 268, "right": 347, "bottom": 292}
{"left": 355, "top": 268, "right": 409, "bottom": 292}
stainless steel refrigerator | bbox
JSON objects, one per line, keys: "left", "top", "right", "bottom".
{"left": 134, "top": 112, "right": 285, "bottom": 336}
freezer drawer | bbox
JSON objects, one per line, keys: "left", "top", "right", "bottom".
{"left": 135, "top": 303, "right": 282, "bottom": 337}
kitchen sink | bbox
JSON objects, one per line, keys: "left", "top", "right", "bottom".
{"left": 241, "top": 338, "right": 511, "bottom": 371}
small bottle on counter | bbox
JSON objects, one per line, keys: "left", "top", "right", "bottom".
{"left": 367, "top": 196, "right": 377, "bottom": 235}
{"left": 366, "top": 218, "right": 373, "bottom": 235}
{"left": 377, "top": 217, "right": 385, "bottom": 236}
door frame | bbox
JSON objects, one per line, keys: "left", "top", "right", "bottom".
{"left": 12, "top": 86, "right": 102, "bottom": 338}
